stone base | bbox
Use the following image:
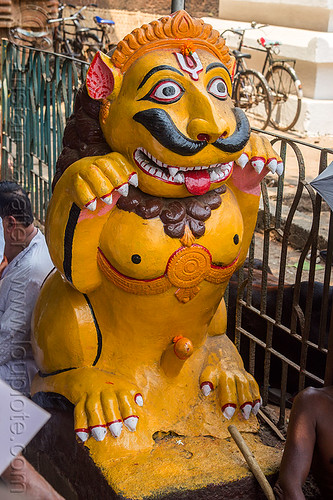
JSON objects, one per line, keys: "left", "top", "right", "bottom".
{"left": 26, "top": 402, "right": 281, "bottom": 500}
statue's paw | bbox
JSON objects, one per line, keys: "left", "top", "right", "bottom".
{"left": 71, "top": 153, "right": 138, "bottom": 212}
{"left": 74, "top": 387, "right": 143, "bottom": 443}
{"left": 200, "top": 365, "right": 261, "bottom": 421}
{"left": 232, "top": 133, "right": 283, "bottom": 195}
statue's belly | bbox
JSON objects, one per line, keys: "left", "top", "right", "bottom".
{"left": 91, "top": 188, "right": 243, "bottom": 367}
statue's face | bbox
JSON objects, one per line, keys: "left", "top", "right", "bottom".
{"left": 101, "top": 49, "right": 250, "bottom": 198}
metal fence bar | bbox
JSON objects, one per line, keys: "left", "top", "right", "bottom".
{"left": 1, "top": 40, "right": 88, "bottom": 221}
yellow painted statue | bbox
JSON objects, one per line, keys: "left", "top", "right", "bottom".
{"left": 32, "top": 10, "right": 283, "bottom": 491}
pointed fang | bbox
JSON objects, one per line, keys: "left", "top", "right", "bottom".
{"left": 223, "top": 405, "right": 236, "bottom": 420}
{"left": 241, "top": 403, "right": 253, "bottom": 420}
{"left": 235, "top": 153, "right": 249, "bottom": 169}
{"left": 91, "top": 426, "right": 107, "bottom": 441}
{"left": 200, "top": 381, "right": 214, "bottom": 397}
{"left": 168, "top": 167, "right": 178, "bottom": 177}
{"left": 129, "top": 173, "right": 138, "bottom": 187}
{"left": 85, "top": 199, "right": 97, "bottom": 211}
{"left": 252, "top": 159, "right": 265, "bottom": 174}
{"left": 109, "top": 420, "right": 123, "bottom": 438}
{"left": 76, "top": 430, "right": 89, "bottom": 442}
{"left": 117, "top": 183, "right": 129, "bottom": 196}
{"left": 124, "top": 416, "right": 139, "bottom": 432}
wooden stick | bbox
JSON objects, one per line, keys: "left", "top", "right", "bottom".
{"left": 228, "top": 425, "right": 276, "bottom": 500}
{"left": 258, "top": 408, "right": 286, "bottom": 441}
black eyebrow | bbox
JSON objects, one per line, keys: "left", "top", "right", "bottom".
{"left": 137, "top": 65, "right": 183, "bottom": 90}
{"left": 206, "top": 62, "right": 231, "bottom": 79}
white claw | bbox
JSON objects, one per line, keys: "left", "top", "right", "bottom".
{"left": 252, "top": 400, "right": 261, "bottom": 416}
{"left": 91, "top": 426, "right": 107, "bottom": 441}
{"left": 109, "top": 421, "right": 123, "bottom": 438}
{"left": 222, "top": 405, "right": 236, "bottom": 420}
{"left": 267, "top": 158, "right": 277, "bottom": 174}
{"left": 124, "top": 416, "right": 138, "bottom": 432}
{"left": 201, "top": 382, "right": 213, "bottom": 397}
{"left": 276, "top": 162, "right": 284, "bottom": 176}
{"left": 85, "top": 199, "right": 97, "bottom": 211}
{"left": 134, "top": 393, "right": 144, "bottom": 407}
{"left": 251, "top": 159, "right": 265, "bottom": 174}
{"left": 76, "top": 431, "right": 89, "bottom": 442}
{"left": 117, "top": 183, "right": 129, "bottom": 196}
{"left": 102, "top": 194, "right": 113, "bottom": 205}
{"left": 241, "top": 403, "right": 253, "bottom": 420}
{"left": 129, "top": 173, "right": 138, "bottom": 187}
{"left": 235, "top": 153, "right": 249, "bottom": 169}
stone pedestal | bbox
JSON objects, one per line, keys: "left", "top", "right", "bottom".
{"left": 26, "top": 395, "right": 281, "bottom": 500}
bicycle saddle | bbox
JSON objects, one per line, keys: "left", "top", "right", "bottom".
{"left": 232, "top": 49, "right": 251, "bottom": 59}
{"left": 94, "top": 15, "right": 115, "bottom": 25}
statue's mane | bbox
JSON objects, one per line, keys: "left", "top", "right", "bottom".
{"left": 52, "top": 85, "right": 110, "bottom": 189}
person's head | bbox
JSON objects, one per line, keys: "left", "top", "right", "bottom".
{"left": 0, "top": 181, "right": 34, "bottom": 247}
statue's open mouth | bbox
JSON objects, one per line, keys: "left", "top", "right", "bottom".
{"left": 133, "top": 147, "right": 233, "bottom": 195}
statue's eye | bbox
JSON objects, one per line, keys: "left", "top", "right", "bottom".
{"left": 147, "top": 80, "right": 184, "bottom": 103}
{"left": 207, "top": 77, "right": 228, "bottom": 100}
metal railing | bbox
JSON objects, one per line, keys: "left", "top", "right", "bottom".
{"left": 1, "top": 41, "right": 333, "bottom": 430}
{"left": 228, "top": 131, "right": 333, "bottom": 427}
{"left": 1, "top": 39, "right": 88, "bottom": 222}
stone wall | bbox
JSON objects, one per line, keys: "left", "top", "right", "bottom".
{"left": 67, "top": 0, "right": 219, "bottom": 18}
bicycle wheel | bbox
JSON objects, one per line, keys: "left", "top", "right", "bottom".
{"left": 233, "top": 69, "right": 272, "bottom": 130}
{"left": 265, "top": 64, "right": 302, "bottom": 131}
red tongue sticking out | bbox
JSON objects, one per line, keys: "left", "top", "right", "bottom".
{"left": 184, "top": 170, "right": 211, "bottom": 195}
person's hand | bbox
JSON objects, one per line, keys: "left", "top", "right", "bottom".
{"left": 2, "top": 456, "right": 64, "bottom": 500}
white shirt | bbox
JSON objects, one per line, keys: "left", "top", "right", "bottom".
{"left": 0, "top": 229, "right": 54, "bottom": 394}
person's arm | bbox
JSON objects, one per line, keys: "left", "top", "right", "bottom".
{"left": 2, "top": 455, "right": 64, "bottom": 499}
{"left": 275, "top": 388, "right": 317, "bottom": 500}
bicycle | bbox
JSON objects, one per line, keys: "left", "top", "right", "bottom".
{"left": 256, "top": 32, "right": 303, "bottom": 131}
{"left": 222, "top": 28, "right": 272, "bottom": 130}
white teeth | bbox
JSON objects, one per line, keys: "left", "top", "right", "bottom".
{"left": 168, "top": 167, "right": 178, "bottom": 177}
{"left": 236, "top": 153, "right": 249, "bottom": 169}
{"left": 134, "top": 148, "right": 232, "bottom": 184}
{"left": 174, "top": 172, "right": 185, "bottom": 183}
{"left": 210, "top": 170, "right": 219, "bottom": 181}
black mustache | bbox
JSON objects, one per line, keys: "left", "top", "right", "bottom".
{"left": 133, "top": 107, "right": 250, "bottom": 156}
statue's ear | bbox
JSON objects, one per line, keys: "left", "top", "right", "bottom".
{"left": 86, "top": 51, "right": 123, "bottom": 100}
{"left": 230, "top": 55, "right": 236, "bottom": 83}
